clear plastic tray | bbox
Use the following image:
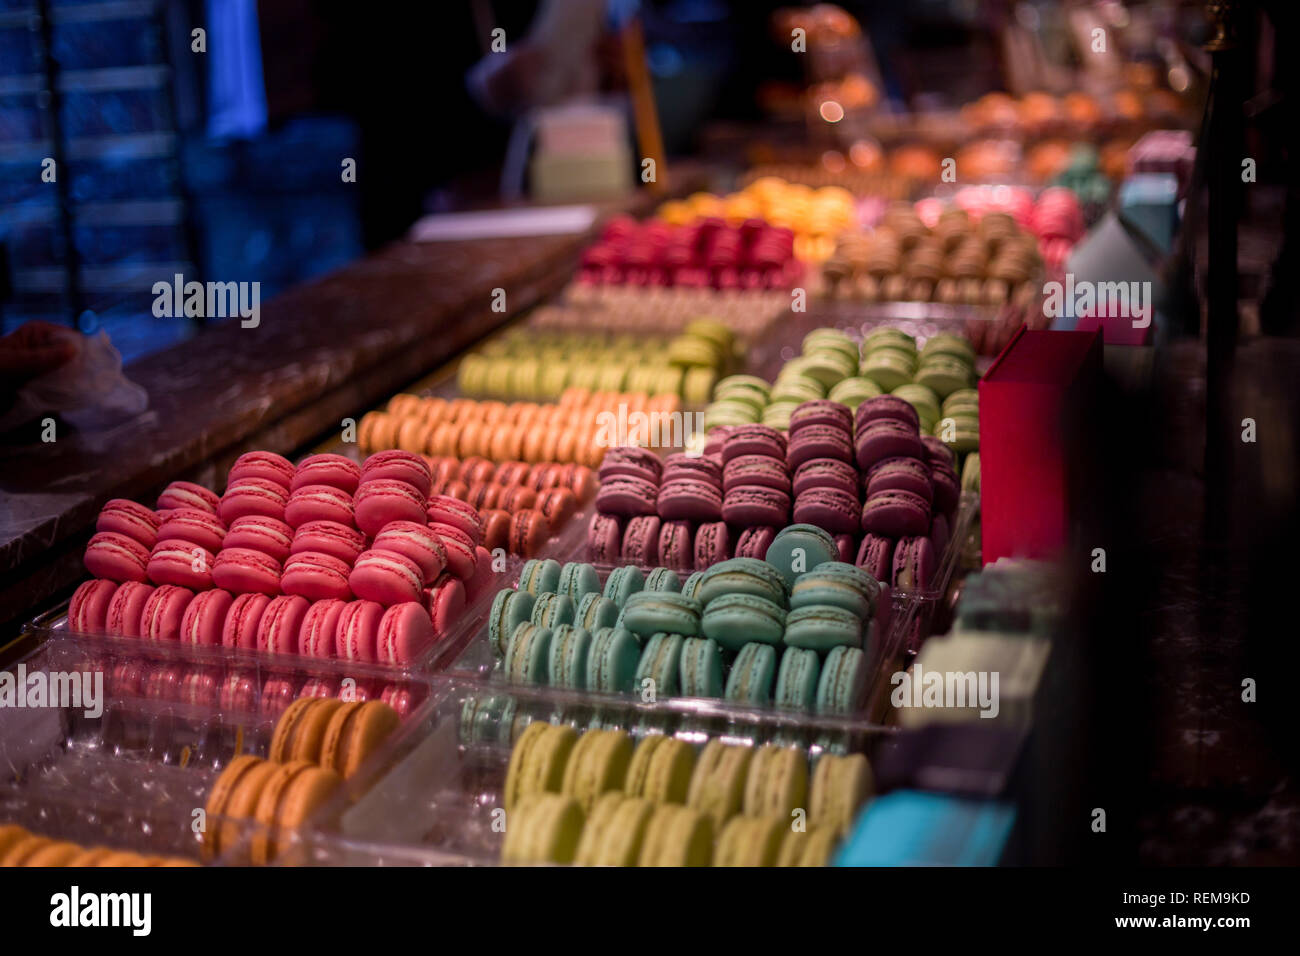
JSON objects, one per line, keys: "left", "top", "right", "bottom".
{"left": 287, "top": 676, "right": 892, "bottom": 866}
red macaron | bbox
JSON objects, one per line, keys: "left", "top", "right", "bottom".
{"left": 349, "top": 549, "right": 424, "bottom": 606}
{"left": 96, "top": 499, "right": 161, "bottom": 549}
{"left": 281, "top": 551, "right": 353, "bottom": 601}
{"left": 371, "top": 521, "right": 447, "bottom": 585}
{"left": 211, "top": 547, "right": 282, "bottom": 595}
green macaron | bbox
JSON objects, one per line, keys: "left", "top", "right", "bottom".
{"left": 636, "top": 632, "right": 685, "bottom": 697}
{"left": 576, "top": 592, "right": 621, "bottom": 631}
{"left": 531, "top": 591, "right": 576, "bottom": 629}
{"left": 860, "top": 347, "right": 918, "bottom": 392}
{"left": 679, "top": 637, "right": 724, "bottom": 698}
{"left": 585, "top": 627, "right": 641, "bottom": 694}
{"left": 696, "top": 557, "right": 789, "bottom": 609}
{"left": 761, "top": 400, "right": 798, "bottom": 431}
{"left": 915, "top": 357, "right": 972, "bottom": 398}
{"left": 680, "top": 571, "right": 705, "bottom": 602}
{"left": 700, "top": 592, "right": 787, "bottom": 652}
{"left": 620, "top": 591, "right": 702, "bottom": 640}
{"left": 725, "top": 642, "right": 777, "bottom": 703}
{"left": 505, "top": 623, "right": 553, "bottom": 685}
{"left": 783, "top": 604, "right": 863, "bottom": 652}
{"left": 489, "top": 588, "right": 537, "bottom": 658}
{"left": 558, "top": 562, "right": 602, "bottom": 602}
{"left": 548, "top": 624, "right": 593, "bottom": 689}
{"left": 603, "top": 565, "right": 646, "bottom": 606}
{"left": 519, "top": 558, "right": 563, "bottom": 595}
{"left": 775, "top": 646, "right": 821, "bottom": 710}
{"left": 815, "top": 645, "right": 867, "bottom": 713}
{"left": 765, "top": 524, "right": 839, "bottom": 589}
{"left": 861, "top": 327, "right": 918, "bottom": 359}
{"left": 644, "top": 567, "right": 682, "bottom": 593}
{"left": 827, "top": 376, "right": 883, "bottom": 408}
{"left": 790, "top": 561, "right": 880, "bottom": 617}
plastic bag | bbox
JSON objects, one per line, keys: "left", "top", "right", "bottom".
{"left": 0, "top": 329, "right": 149, "bottom": 432}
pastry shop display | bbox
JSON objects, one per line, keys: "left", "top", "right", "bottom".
{"left": 457, "top": 319, "right": 739, "bottom": 403}
{"left": 499, "top": 724, "right": 871, "bottom": 865}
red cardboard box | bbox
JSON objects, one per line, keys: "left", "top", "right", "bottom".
{"left": 979, "top": 326, "right": 1102, "bottom": 563}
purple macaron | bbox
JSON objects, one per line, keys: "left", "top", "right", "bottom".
{"left": 661, "top": 453, "right": 722, "bottom": 488}
{"left": 658, "top": 520, "right": 694, "bottom": 570}
{"left": 854, "top": 420, "right": 926, "bottom": 472}
{"left": 855, "top": 395, "right": 920, "bottom": 432}
{"left": 787, "top": 425, "right": 854, "bottom": 471}
{"left": 930, "top": 463, "right": 960, "bottom": 515}
{"left": 622, "top": 515, "right": 661, "bottom": 566}
{"left": 789, "top": 400, "right": 853, "bottom": 435}
{"left": 865, "top": 457, "right": 934, "bottom": 504}
{"left": 792, "top": 488, "right": 860, "bottom": 534}
{"left": 722, "top": 425, "right": 787, "bottom": 463}
{"left": 721, "top": 486, "right": 791, "bottom": 527}
{"left": 861, "top": 489, "right": 931, "bottom": 537}
{"left": 855, "top": 533, "right": 894, "bottom": 582}
{"left": 694, "top": 522, "right": 731, "bottom": 570}
{"left": 598, "top": 446, "right": 663, "bottom": 485}
{"left": 703, "top": 427, "right": 733, "bottom": 459}
{"left": 921, "top": 436, "right": 956, "bottom": 468}
{"left": 723, "top": 455, "right": 792, "bottom": 495}
{"left": 596, "top": 475, "right": 660, "bottom": 517}
{"left": 734, "top": 526, "right": 778, "bottom": 559}
{"left": 657, "top": 478, "right": 723, "bottom": 522}
{"left": 834, "top": 534, "right": 857, "bottom": 563}
{"left": 792, "top": 458, "right": 857, "bottom": 498}
{"left": 588, "top": 513, "right": 622, "bottom": 564}
{"left": 892, "top": 536, "right": 937, "bottom": 591}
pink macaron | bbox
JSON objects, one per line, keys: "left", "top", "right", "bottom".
{"left": 179, "top": 588, "right": 233, "bottom": 646}
{"left": 256, "top": 595, "right": 309, "bottom": 655}
{"left": 292, "top": 454, "right": 362, "bottom": 494}
{"left": 96, "top": 499, "right": 161, "bottom": 549}
{"left": 179, "top": 667, "right": 220, "bottom": 707}
{"left": 105, "top": 581, "right": 155, "bottom": 638}
{"left": 218, "top": 477, "right": 290, "bottom": 525}
{"left": 425, "top": 494, "right": 485, "bottom": 546}
{"left": 284, "top": 484, "right": 356, "bottom": 530}
{"left": 141, "top": 585, "right": 194, "bottom": 641}
{"left": 465, "top": 546, "right": 494, "bottom": 601}
{"left": 335, "top": 599, "right": 384, "bottom": 662}
{"left": 300, "top": 676, "right": 340, "bottom": 699}
{"left": 68, "top": 579, "right": 118, "bottom": 634}
{"left": 222, "top": 592, "right": 271, "bottom": 649}
{"left": 156, "top": 508, "right": 227, "bottom": 554}
{"left": 224, "top": 515, "right": 294, "bottom": 564}
{"left": 291, "top": 520, "right": 366, "bottom": 566}
{"left": 228, "top": 451, "right": 295, "bottom": 490}
{"left": 380, "top": 683, "right": 418, "bottom": 719}
{"left": 428, "top": 523, "right": 477, "bottom": 580}
{"left": 219, "top": 669, "right": 259, "bottom": 712}
{"left": 211, "top": 547, "right": 282, "bottom": 595}
{"left": 372, "top": 521, "right": 447, "bottom": 585}
{"left": 281, "top": 551, "right": 353, "bottom": 601}
{"left": 298, "top": 598, "right": 347, "bottom": 658}
{"left": 426, "top": 575, "right": 466, "bottom": 636}
{"left": 147, "top": 538, "right": 215, "bottom": 590}
{"left": 354, "top": 480, "right": 427, "bottom": 537}
{"left": 84, "top": 531, "right": 150, "bottom": 583}
{"left": 376, "top": 601, "right": 435, "bottom": 665}
{"left": 349, "top": 549, "right": 424, "bottom": 606}
{"left": 360, "top": 451, "right": 432, "bottom": 498}
{"left": 156, "top": 481, "right": 220, "bottom": 515}
{"left": 260, "top": 677, "right": 299, "bottom": 718}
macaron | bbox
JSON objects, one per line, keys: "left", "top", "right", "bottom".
{"left": 96, "top": 499, "right": 161, "bottom": 548}
{"left": 721, "top": 486, "right": 791, "bottom": 528}
{"left": 790, "top": 561, "right": 880, "bottom": 616}
{"left": 297, "top": 598, "right": 347, "bottom": 657}
{"left": 84, "top": 531, "right": 150, "bottom": 583}
{"left": 775, "top": 646, "right": 821, "bottom": 710}
{"left": 292, "top": 453, "right": 362, "bottom": 494}
{"left": 427, "top": 573, "right": 466, "bottom": 634}
{"left": 562, "top": 729, "right": 633, "bottom": 813}
{"left": 147, "top": 538, "right": 215, "bottom": 590}
{"left": 284, "top": 483, "right": 358, "bottom": 532}
{"left": 361, "top": 450, "right": 433, "bottom": 497}
{"left": 489, "top": 588, "right": 537, "bottom": 657}
{"left": 503, "top": 722, "right": 578, "bottom": 813}
{"left": 679, "top": 637, "right": 724, "bottom": 698}
{"left": 335, "top": 599, "right": 384, "bottom": 661}
{"left": 620, "top": 515, "right": 661, "bottom": 566}
{"left": 854, "top": 533, "right": 894, "bottom": 582}
{"left": 354, "top": 480, "right": 425, "bottom": 537}
{"left": 723, "top": 455, "right": 792, "bottom": 495}
{"left": 765, "top": 524, "right": 838, "bottom": 588}
{"left": 211, "top": 547, "right": 282, "bottom": 595}
{"left": 519, "top": 558, "right": 563, "bottom": 595}
{"left": 349, "top": 549, "right": 424, "bottom": 606}
{"left": 810, "top": 752, "right": 873, "bottom": 837}
{"left": 557, "top": 562, "right": 602, "bottom": 603}
{"left": 602, "top": 565, "right": 645, "bottom": 605}
{"left": 783, "top": 604, "right": 862, "bottom": 651}
{"left": 733, "top": 526, "right": 777, "bottom": 560}
{"left": 377, "top": 601, "right": 435, "bottom": 664}
{"left": 140, "top": 584, "right": 193, "bottom": 641}
{"left": 693, "top": 521, "right": 730, "bottom": 570}
{"left": 624, "top": 736, "right": 697, "bottom": 804}
{"left": 68, "top": 579, "right": 118, "bottom": 634}
{"left": 620, "top": 592, "right": 702, "bottom": 639}
{"left": 792, "top": 487, "right": 860, "bottom": 534}
{"left": 643, "top": 566, "right": 681, "bottom": 593}
{"left": 892, "top": 535, "right": 937, "bottom": 590}
{"left": 219, "top": 477, "right": 289, "bottom": 525}
{"left": 743, "top": 744, "right": 808, "bottom": 818}
{"left": 226, "top": 515, "right": 295, "bottom": 563}
{"left": 531, "top": 591, "right": 576, "bottom": 629}
{"left": 426, "top": 494, "right": 485, "bottom": 546}
{"left": 432, "top": 522, "right": 478, "bottom": 579}
{"left": 320, "top": 699, "right": 400, "bottom": 779}
{"left": 505, "top": 622, "right": 553, "bottom": 685}
{"left": 687, "top": 740, "right": 753, "bottom": 830}
{"left": 854, "top": 419, "right": 926, "bottom": 471}
{"left": 585, "top": 627, "right": 640, "bottom": 693}
{"left": 635, "top": 632, "right": 684, "bottom": 697}
{"left": 725, "top": 642, "right": 777, "bottom": 703}
{"left": 157, "top": 480, "right": 220, "bottom": 515}
{"left": 576, "top": 592, "right": 621, "bottom": 631}
{"left": 372, "top": 521, "right": 447, "bottom": 584}
{"left": 587, "top": 513, "right": 622, "bottom": 564}
{"left": 816, "top": 645, "right": 867, "bottom": 714}
{"left": 500, "top": 792, "right": 586, "bottom": 865}
{"left": 860, "top": 490, "right": 930, "bottom": 537}
{"left": 256, "top": 595, "right": 309, "bottom": 655}
{"left": 596, "top": 476, "right": 659, "bottom": 518}
{"left": 637, "top": 803, "right": 714, "bottom": 866}
{"left": 714, "top": 815, "right": 786, "bottom": 866}
{"left": 222, "top": 592, "right": 271, "bottom": 649}
{"left": 657, "top": 520, "right": 693, "bottom": 570}
{"left": 548, "top": 624, "right": 593, "bottom": 689}
{"left": 281, "top": 551, "right": 353, "bottom": 601}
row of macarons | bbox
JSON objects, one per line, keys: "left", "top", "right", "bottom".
{"left": 501, "top": 723, "right": 870, "bottom": 866}
{"left": 0, "top": 827, "right": 197, "bottom": 867}
{"left": 68, "top": 577, "right": 463, "bottom": 666}
{"left": 98, "top": 655, "right": 420, "bottom": 719}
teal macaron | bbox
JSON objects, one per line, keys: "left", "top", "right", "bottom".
{"left": 576, "top": 592, "right": 621, "bottom": 631}
{"left": 585, "top": 627, "right": 640, "bottom": 694}
{"left": 547, "top": 624, "right": 592, "bottom": 689}
{"left": 765, "top": 524, "right": 839, "bottom": 588}
{"left": 530, "top": 591, "right": 575, "bottom": 629}
{"left": 489, "top": 588, "right": 536, "bottom": 658}
{"left": 790, "top": 561, "right": 880, "bottom": 617}
{"left": 504, "top": 622, "right": 552, "bottom": 685}
{"left": 696, "top": 557, "right": 789, "bottom": 609}
{"left": 700, "top": 593, "right": 787, "bottom": 651}
{"left": 635, "top": 632, "right": 685, "bottom": 697}
{"left": 783, "top": 604, "right": 862, "bottom": 652}
{"left": 518, "top": 558, "right": 562, "bottom": 595}
{"left": 725, "top": 642, "right": 777, "bottom": 703}
{"left": 603, "top": 565, "right": 646, "bottom": 606}
{"left": 816, "top": 645, "right": 867, "bottom": 713}
{"left": 775, "top": 647, "right": 821, "bottom": 710}
{"left": 558, "top": 562, "right": 602, "bottom": 602}
{"left": 620, "top": 591, "right": 702, "bottom": 639}
{"left": 680, "top": 571, "right": 705, "bottom": 601}
{"left": 678, "top": 637, "right": 724, "bottom": 698}
{"left": 644, "top": 567, "right": 682, "bottom": 593}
